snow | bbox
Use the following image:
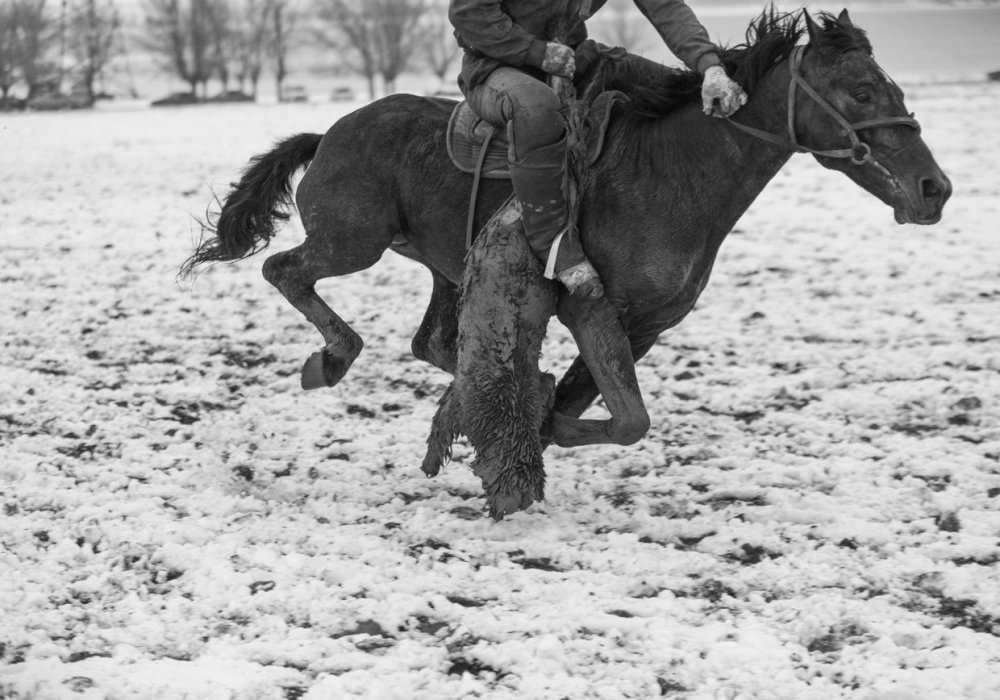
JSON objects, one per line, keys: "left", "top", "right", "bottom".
{"left": 2, "top": 80, "right": 1000, "bottom": 699}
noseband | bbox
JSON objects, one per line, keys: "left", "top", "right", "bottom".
{"left": 725, "top": 45, "right": 920, "bottom": 179}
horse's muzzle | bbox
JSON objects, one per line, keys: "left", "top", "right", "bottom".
{"left": 896, "top": 170, "right": 952, "bottom": 225}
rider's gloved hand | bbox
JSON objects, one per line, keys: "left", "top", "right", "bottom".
{"left": 542, "top": 42, "right": 576, "bottom": 79}
{"left": 701, "top": 65, "right": 748, "bottom": 118}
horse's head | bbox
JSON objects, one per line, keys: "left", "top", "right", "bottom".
{"left": 795, "top": 10, "right": 951, "bottom": 224}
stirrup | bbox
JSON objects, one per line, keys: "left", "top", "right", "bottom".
{"left": 557, "top": 261, "right": 604, "bottom": 299}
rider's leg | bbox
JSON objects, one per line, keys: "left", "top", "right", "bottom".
{"left": 466, "top": 68, "right": 602, "bottom": 297}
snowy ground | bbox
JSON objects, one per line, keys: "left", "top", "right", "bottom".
{"left": 2, "top": 80, "right": 999, "bottom": 700}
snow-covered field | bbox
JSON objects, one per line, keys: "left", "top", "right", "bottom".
{"left": 2, "top": 80, "right": 999, "bottom": 699}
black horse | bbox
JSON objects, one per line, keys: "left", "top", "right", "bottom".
{"left": 183, "top": 9, "right": 950, "bottom": 513}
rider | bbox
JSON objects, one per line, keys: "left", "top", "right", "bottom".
{"left": 449, "top": 0, "right": 747, "bottom": 297}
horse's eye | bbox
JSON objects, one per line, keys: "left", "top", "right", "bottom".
{"left": 852, "top": 88, "right": 873, "bottom": 103}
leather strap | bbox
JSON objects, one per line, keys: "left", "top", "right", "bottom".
{"left": 466, "top": 126, "right": 497, "bottom": 250}
{"left": 725, "top": 45, "right": 920, "bottom": 179}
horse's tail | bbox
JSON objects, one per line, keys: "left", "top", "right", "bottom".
{"left": 180, "top": 133, "right": 323, "bottom": 278}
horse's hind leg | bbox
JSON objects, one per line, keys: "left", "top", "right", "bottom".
{"left": 262, "top": 233, "right": 385, "bottom": 389}
{"left": 411, "top": 271, "right": 460, "bottom": 375}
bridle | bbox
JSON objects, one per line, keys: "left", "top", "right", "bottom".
{"left": 725, "top": 45, "right": 920, "bottom": 180}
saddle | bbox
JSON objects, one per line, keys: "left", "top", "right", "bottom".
{"left": 446, "top": 89, "right": 625, "bottom": 248}
{"left": 443, "top": 40, "right": 630, "bottom": 247}
{"left": 446, "top": 89, "right": 625, "bottom": 180}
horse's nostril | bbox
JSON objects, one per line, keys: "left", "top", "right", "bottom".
{"left": 921, "top": 178, "right": 942, "bottom": 200}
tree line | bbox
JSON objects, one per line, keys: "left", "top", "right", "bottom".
{"left": 0, "top": 0, "right": 652, "bottom": 107}
{"left": 1, "top": 0, "right": 120, "bottom": 102}
{"left": 0, "top": 0, "right": 462, "bottom": 105}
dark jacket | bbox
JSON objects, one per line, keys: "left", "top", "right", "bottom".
{"left": 449, "top": 0, "right": 721, "bottom": 92}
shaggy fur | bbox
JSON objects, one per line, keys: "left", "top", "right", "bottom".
{"left": 422, "top": 210, "right": 557, "bottom": 518}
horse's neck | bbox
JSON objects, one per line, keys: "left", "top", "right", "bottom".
{"left": 640, "top": 61, "right": 796, "bottom": 241}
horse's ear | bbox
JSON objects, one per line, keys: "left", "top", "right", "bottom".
{"left": 803, "top": 9, "right": 823, "bottom": 46}
{"left": 837, "top": 8, "right": 854, "bottom": 27}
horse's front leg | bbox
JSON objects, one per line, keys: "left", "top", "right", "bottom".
{"left": 549, "top": 296, "right": 650, "bottom": 447}
{"left": 548, "top": 328, "right": 661, "bottom": 422}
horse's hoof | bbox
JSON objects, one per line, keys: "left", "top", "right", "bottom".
{"left": 300, "top": 350, "right": 349, "bottom": 390}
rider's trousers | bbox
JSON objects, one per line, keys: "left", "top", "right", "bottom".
{"left": 464, "top": 67, "right": 589, "bottom": 277}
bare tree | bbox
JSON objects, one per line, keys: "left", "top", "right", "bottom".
{"left": 418, "top": 13, "right": 459, "bottom": 87}
{"left": 234, "top": 0, "right": 272, "bottom": 96}
{"left": 205, "top": 0, "right": 232, "bottom": 89}
{"left": 0, "top": 1, "right": 19, "bottom": 99}
{"left": 270, "top": 0, "right": 293, "bottom": 98}
{"left": 67, "top": 0, "right": 121, "bottom": 102}
{"left": 12, "top": 0, "right": 55, "bottom": 98}
{"left": 141, "top": 0, "right": 215, "bottom": 96}
{"left": 199, "top": 0, "right": 273, "bottom": 96}
{"left": 316, "top": 0, "right": 426, "bottom": 100}
{"left": 373, "top": 0, "right": 425, "bottom": 94}
{"left": 315, "top": 0, "right": 377, "bottom": 100}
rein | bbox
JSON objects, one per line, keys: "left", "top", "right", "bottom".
{"left": 725, "top": 45, "right": 920, "bottom": 179}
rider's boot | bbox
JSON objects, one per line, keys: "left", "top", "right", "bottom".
{"left": 510, "top": 134, "right": 604, "bottom": 299}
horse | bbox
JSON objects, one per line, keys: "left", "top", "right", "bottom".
{"left": 182, "top": 9, "right": 951, "bottom": 516}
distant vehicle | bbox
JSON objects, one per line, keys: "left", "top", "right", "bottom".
{"left": 151, "top": 92, "right": 199, "bottom": 107}
{"left": 27, "top": 92, "right": 92, "bottom": 111}
{"left": 279, "top": 85, "right": 309, "bottom": 103}
{"left": 330, "top": 86, "right": 356, "bottom": 102}
{"left": 0, "top": 96, "right": 26, "bottom": 111}
{"left": 208, "top": 90, "right": 254, "bottom": 103}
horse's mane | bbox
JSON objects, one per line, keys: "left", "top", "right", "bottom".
{"left": 599, "top": 7, "right": 870, "bottom": 119}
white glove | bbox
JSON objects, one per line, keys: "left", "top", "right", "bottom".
{"left": 701, "top": 65, "right": 747, "bottom": 118}
{"left": 541, "top": 42, "right": 576, "bottom": 79}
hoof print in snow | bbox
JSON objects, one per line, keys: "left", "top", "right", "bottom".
{"left": 726, "top": 543, "right": 782, "bottom": 565}
{"left": 446, "top": 595, "right": 486, "bottom": 608}
{"left": 413, "top": 615, "right": 451, "bottom": 636}
{"left": 509, "top": 552, "right": 561, "bottom": 572}
{"left": 685, "top": 579, "right": 736, "bottom": 603}
{"left": 346, "top": 404, "right": 377, "bottom": 418}
{"left": 63, "top": 677, "right": 95, "bottom": 692}
{"left": 807, "top": 633, "right": 845, "bottom": 655}
{"left": 936, "top": 598, "right": 999, "bottom": 635}
{"left": 354, "top": 636, "right": 395, "bottom": 652}
{"left": 232, "top": 465, "right": 254, "bottom": 481}
{"left": 657, "top": 678, "right": 688, "bottom": 695}
{"left": 951, "top": 396, "right": 982, "bottom": 412}
{"left": 449, "top": 505, "right": 484, "bottom": 520}
{"left": 935, "top": 511, "right": 961, "bottom": 532}
{"left": 706, "top": 492, "right": 768, "bottom": 510}
{"left": 447, "top": 658, "right": 506, "bottom": 680}
{"left": 250, "top": 580, "right": 276, "bottom": 595}
{"left": 169, "top": 402, "right": 213, "bottom": 425}
{"left": 333, "top": 620, "right": 391, "bottom": 640}
{"left": 407, "top": 539, "right": 457, "bottom": 561}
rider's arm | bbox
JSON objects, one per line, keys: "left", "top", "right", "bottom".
{"left": 448, "top": 0, "right": 549, "bottom": 69}
{"left": 632, "top": 0, "right": 722, "bottom": 73}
